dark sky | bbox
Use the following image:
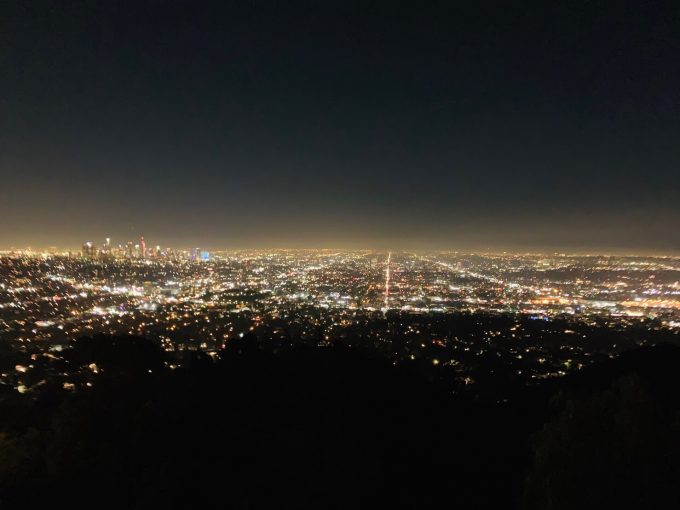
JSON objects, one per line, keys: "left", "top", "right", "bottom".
{"left": 2, "top": 0, "right": 679, "bottom": 252}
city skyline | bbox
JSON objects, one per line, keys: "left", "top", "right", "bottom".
{"left": 5, "top": 242, "right": 680, "bottom": 258}
{"left": 4, "top": 239, "right": 680, "bottom": 258}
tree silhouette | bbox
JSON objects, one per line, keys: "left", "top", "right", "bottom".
{"left": 525, "top": 374, "right": 680, "bottom": 510}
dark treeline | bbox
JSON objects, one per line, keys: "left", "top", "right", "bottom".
{"left": 0, "top": 334, "right": 679, "bottom": 509}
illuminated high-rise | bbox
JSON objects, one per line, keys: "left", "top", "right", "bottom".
{"left": 81, "top": 241, "right": 96, "bottom": 259}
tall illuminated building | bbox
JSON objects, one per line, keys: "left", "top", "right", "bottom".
{"left": 140, "top": 236, "right": 146, "bottom": 259}
{"left": 81, "top": 242, "right": 95, "bottom": 259}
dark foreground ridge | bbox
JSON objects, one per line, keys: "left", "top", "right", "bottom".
{"left": 1, "top": 336, "right": 679, "bottom": 509}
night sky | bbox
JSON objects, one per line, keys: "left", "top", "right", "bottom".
{"left": 2, "top": 1, "right": 679, "bottom": 252}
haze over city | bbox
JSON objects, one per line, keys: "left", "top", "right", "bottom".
{"left": 3, "top": 1, "right": 679, "bottom": 253}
